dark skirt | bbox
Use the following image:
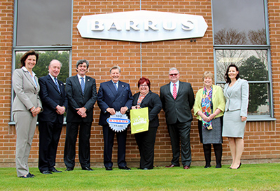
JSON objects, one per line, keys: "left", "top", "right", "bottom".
{"left": 198, "top": 116, "right": 223, "bottom": 144}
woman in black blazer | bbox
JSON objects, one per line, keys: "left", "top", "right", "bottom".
{"left": 131, "top": 77, "right": 162, "bottom": 170}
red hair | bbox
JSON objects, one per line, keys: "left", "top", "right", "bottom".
{"left": 138, "top": 77, "right": 151, "bottom": 89}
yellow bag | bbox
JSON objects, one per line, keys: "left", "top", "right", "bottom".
{"left": 130, "top": 107, "right": 149, "bottom": 134}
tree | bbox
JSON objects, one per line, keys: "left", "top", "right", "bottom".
{"left": 214, "top": 28, "right": 247, "bottom": 45}
{"left": 239, "top": 56, "right": 268, "bottom": 113}
{"left": 15, "top": 51, "right": 69, "bottom": 83}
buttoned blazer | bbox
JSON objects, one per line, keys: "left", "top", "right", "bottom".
{"left": 12, "top": 68, "right": 42, "bottom": 112}
{"left": 97, "top": 80, "right": 133, "bottom": 126}
{"left": 160, "top": 81, "right": 195, "bottom": 124}
{"left": 132, "top": 91, "right": 162, "bottom": 128}
{"left": 224, "top": 78, "right": 249, "bottom": 117}
{"left": 38, "top": 75, "right": 68, "bottom": 123}
{"left": 66, "top": 75, "right": 97, "bottom": 122}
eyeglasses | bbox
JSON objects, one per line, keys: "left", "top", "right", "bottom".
{"left": 169, "top": 73, "right": 178, "bottom": 76}
{"left": 140, "top": 85, "right": 148, "bottom": 87}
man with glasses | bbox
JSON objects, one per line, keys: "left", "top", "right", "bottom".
{"left": 160, "top": 67, "right": 195, "bottom": 169}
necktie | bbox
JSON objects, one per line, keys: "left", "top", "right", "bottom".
{"left": 114, "top": 83, "right": 118, "bottom": 91}
{"left": 173, "top": 83, "right": 177, "bottom": 99}
{"left": 54, "top": 78, "right": 60, "bottom": 92}
{"left": 81, "top": 77, "right": 85, "bottom": 94}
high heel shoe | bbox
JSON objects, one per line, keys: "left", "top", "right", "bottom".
{"left": 237, "top": 163, "right": 242, "bottom": 169}
{"left": 231, "top": 163, "right": 241, "bottom": 170}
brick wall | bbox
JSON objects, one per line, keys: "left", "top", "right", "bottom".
{"left": 0, "top": 0, "right": 279, "bottom": 168}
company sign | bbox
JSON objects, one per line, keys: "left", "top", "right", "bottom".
{"left": 106, "top": 111, "right": 130, "bottom": 132}
{"left": 77, "top": 10, "right": 208, "bottom": 42}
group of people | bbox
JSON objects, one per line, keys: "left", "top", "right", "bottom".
{"left": 12, "top": 50, "right": 249, "bottom": 178}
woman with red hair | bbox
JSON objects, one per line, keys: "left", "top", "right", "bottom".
{"left": 131, "top": 77, "right": 162, "bottom": 170}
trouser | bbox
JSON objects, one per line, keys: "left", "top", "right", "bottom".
{"left": 135, "top": 127, "right": 158, "bottom": 169}
{"left": 38, "top": 121, "right": 62, "bottom": 172}
{"left": 14, "top": 111, "right": 37, "bottom": 177}
{"left": 167, "top": 121, "right": 192, "bottom": 167}
{"left": 64, "top": 122, "right": 92, "bottom": 169}
{"left": 102, "top": 125, "right": 127, "bottom": 168}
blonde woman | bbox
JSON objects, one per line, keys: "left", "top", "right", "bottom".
{"left": 194, "top": 71, "right": 225, "bottom": 168}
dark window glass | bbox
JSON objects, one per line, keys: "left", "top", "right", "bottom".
{"left": 213, "top": 0, "right": 267, "bottom": 45}
{"left": 16, "top": 0, "right": 72, "bottom": 46}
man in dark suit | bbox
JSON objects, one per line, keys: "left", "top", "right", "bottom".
{"left": 64, "top": 59, "right": 97, "bottom": 171}
{"left": 97, "top": 66, "right": 133, "bottom": 170}
{"left": 38, "top": 59, "right": 67, "bottom": 174}
{"left": 160, "top": 67, "right": 195, "bottom": 169}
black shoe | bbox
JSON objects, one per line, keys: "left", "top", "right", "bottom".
{"left": 20, "top": 173, "right": 34, "bottom": 178}
{"left": 237, "top": 163, "right": 242, "bottom": 169}
{"left": 50, "top": 168, "right": 62, "bottom": 173}
{"left": 142, "top": 168, "right": 149, "bottom": 170}
{"left": 216, "top": 164, "right": 222, "bottom": 168}
{"left": 204, "top": 165, "right": 211, "bottom": 168}
{"left": 41, "top": 170, "right": 52, "bottom": 175}
{"left": 105, "top": 166, "right": 113, "bottom": 171}
{"left": 119, "top": 166, "right": 131, "bottom": 170}
{"left": 65, "top": 167, "right": 74, "bottom": 171}
{"left": 82, "top": 167, "right": 93, "bottom": 171}
{"left": 28, "top": 173, "right": 35, "bottom": 177}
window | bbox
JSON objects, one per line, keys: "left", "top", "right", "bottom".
{"left": 16, "top": 0, "right": 72, "bottom": 47}
{"left": 212, "top": 0, "right": 274, "bottom": 120}
{"left": 10, "top": 0, "right": 73, "bottom": 123}
{"left": 15, "top": 51, "right": 70, "bottom": 83}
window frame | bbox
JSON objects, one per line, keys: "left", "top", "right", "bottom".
{"left": 212, "top": 0, "right": 275, "bottom": 121}
{"left": 9, "top": 0, "right": 73, "bottom": 124}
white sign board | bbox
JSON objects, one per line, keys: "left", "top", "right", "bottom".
{"left": 77, "top": 10, "right": 208, "bottom": 42}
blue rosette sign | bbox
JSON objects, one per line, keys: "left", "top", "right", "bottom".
{"left": 106, "top": 111, "right": 131, "bottom": 132}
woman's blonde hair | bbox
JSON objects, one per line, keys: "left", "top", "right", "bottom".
{"left": 202, "top": 71, "right": 214, "bottom": 81}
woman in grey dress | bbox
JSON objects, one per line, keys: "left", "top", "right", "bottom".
{"left": 222, "top": 64, "right": 249, "bottom": 170}
{"left": 194, "top": 72, "right": 225, "bottom": 168}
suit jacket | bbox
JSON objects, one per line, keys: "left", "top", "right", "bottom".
{"left": 160, "top": 81, "right": 195, "bottom": 125}
{"left": 12, "top": 67, "right": 42, "bottom": 112}
{"left": 224, "top": 78, "right": 249, "bottom": 117}
{"left": 38, "top": 75, "right": 68, "bottom": 123}
{"left": 66, "top": 75, "right": 97, "bottom": 123}
{"left": 97, "top": 80, "right": 133, "bottom": 126}
{"left": 132, "top": 91, "right": 162, "bottom": 128}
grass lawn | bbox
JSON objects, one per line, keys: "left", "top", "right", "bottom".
{"left": 0, "top": 163, "right": 279, "bottom": 191}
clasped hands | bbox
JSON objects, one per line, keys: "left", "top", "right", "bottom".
{"left": 30, "top": 106, "right": 41, "bottom": 117}
{"left": 76, "top": 107, "right": 87, "bottom": 118}
{"left": 201, "top": 114, "right": 215, "bottom": 122}
{"left": 106, "top": 107, "right": 128, "bottom": 115}
{"left": 56, "top": 105, "right": 66, "bottom": 115}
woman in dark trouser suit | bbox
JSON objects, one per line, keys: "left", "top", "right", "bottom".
{"left": 132, "top": 77, "right": 162, "bottom": 170}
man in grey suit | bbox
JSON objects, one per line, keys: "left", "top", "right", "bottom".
{"left": 64, "top": 59, "right": 97, "bottom": 171}
{"left": 160, "top": 67, "right": 195, "bottom": 169}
